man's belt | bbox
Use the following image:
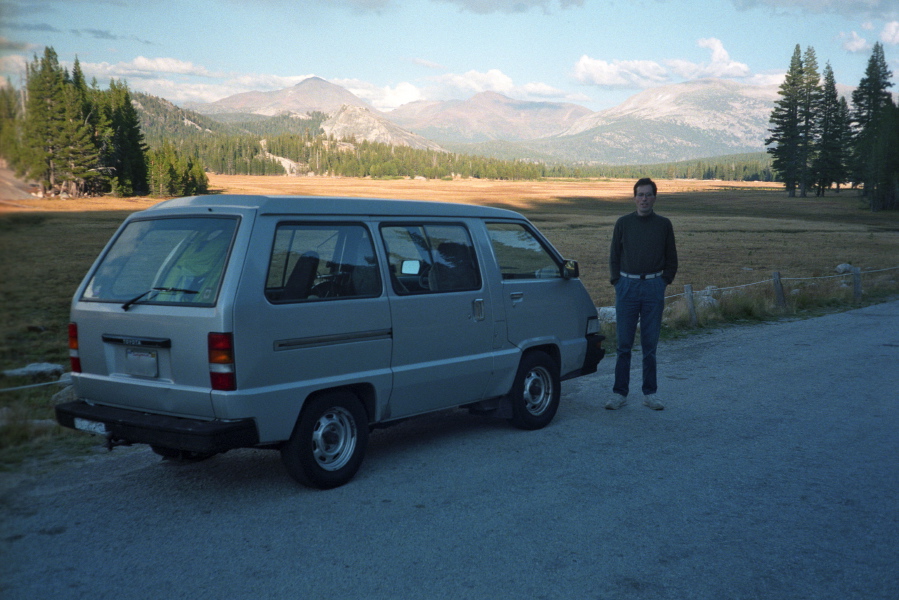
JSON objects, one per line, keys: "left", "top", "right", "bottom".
{"left": 620, "top": 270, "right": 664, "bottom": 280}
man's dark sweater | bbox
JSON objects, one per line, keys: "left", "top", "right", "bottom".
{"left": 609, "top": 211, "right": 678, "bottom": 285}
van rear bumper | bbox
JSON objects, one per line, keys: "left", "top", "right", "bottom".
{"left": 55, "top": 400, "right": 260, "bottom": 454}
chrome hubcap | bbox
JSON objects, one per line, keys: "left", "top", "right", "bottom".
{"left": 311, "top": 407, "right": 357, "bottom": 471}
{"left": 523, "top": 366, "right": 552, "bottom": 415}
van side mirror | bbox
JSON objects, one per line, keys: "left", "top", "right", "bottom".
{"left": 562, "top": 259, "right": 579, "bottom": 279}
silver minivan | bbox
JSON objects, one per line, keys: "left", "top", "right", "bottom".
{"left": 56, "top": 195, "right": 604, "bottom": 488}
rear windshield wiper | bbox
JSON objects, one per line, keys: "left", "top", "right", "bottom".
{"left": 122, "top": 287, "right": 198, "bottom": 311}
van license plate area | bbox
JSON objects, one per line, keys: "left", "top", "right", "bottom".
{"left": 125, "top": 347, "right": 159, "bottom": 377}
{"left": 74, "top": 418, "right": 107, "bottom": 435}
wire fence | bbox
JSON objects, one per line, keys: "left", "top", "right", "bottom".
{"left": 0, "top": 380, "right": 60, "bottom": 393}
{"left": 3, "top": 266, "right": 899, "bottom": 394}
{"left": 664, "top": 265, "right": 899, "bottom": 328}
{"left": 665, "top": 265, "right": 899, "bottom": 301}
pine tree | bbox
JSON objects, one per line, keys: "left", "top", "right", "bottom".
{"left": 100, "top": 80, "right": 149, "bottom": 196}
{"left": 865, "top": 98, "right": 899, "bottom": 210}
{"left": 811, "top": 63, "right": 849, "bottom": 196}
{"left": 147, "top": 142, "right": 176, "bottom": 196}
{"left": 147, "top": 141, "right": 208, "bottom": 196}
{"left": 0, "top": 81, "right": 22, "bottom": 165}
{"left": 23, "top": 47, "right": 67, "bottom": 195}
{"left": 851, "top": 42, "right": 894, "bottom": 208}
{"left": 767, "top": 45, "right": 805, "bottom": 197}
{"left": 57, "top": 82, "right": 101, "bottom": 196}
{"left": 796, "top": 46, "right": 821, "bottom": 197}
{"left": 835, "top": 97, "right": 853, "bottom": 192}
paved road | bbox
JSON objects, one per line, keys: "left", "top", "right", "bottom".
{"left": 2, "top": 301, "right": 898, "bottom": 600}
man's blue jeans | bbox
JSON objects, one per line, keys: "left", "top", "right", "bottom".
{"left": 613, "top": 276, "right": 666, "bottom": 396}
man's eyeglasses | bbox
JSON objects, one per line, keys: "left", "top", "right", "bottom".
{"left": 636, "top": 193, "right": 655, "bottom": 198}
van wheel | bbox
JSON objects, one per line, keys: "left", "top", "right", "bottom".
{"left": 281, "top": 390, "right": 369, "bottom": 489}
{"left": 509, "top": 351, "right": 560, "bottom": 430}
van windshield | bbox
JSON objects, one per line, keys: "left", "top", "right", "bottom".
{"left": 82, "top": 217, "right": 238, "bottom": 307}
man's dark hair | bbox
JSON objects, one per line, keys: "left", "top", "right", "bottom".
{"left": 633, "top": 177, "right": 657, "bottom": 197}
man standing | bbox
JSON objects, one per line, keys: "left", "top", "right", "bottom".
{"left": 606, "top": 178, "right": 678, "bottom": 410}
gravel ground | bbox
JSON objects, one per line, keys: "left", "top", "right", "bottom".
{"left": 2, "top": 300, "right": 897, "bottom": 600}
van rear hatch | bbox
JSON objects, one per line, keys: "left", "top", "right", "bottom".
{"left": 68, "top": 214, "right": 242, "bottom": 419}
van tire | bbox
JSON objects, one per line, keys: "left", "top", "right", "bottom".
{"left": 281, "top": 390, "right": 369, "bottom": 489}
{"left": 509, "top": 351, "right": 561, "bottom": 430}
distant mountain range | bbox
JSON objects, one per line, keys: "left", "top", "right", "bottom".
{"left": 387, "top": 91, "right": 594, "bottom": 143}
{"left": 320, "top": 104, "right": 446, "bottom": 152}
{"left": 172, "top": 76, "right": 781, "bottom": 165}
{"left": 184, "top": 76, "right": 367, "bottom": 116}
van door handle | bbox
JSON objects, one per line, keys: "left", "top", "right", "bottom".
{"left": 510, "top": 291, "right": 524, "bottom": 306}
{"left": 472, "top": 298, "right": 485, "bottom": 321}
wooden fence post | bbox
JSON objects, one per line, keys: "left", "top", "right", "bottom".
{"left": 772, "top": 271, "right": 787, "bottom": 309}
{"left": 851, "top": 267, "right": 862, "bottom": 301}
{"left": 684, "top": 284, "right": 698, "bottom": 327}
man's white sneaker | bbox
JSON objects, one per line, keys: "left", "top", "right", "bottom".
{"left": 643, "top": 395, "right": 664, "bottom": 410}
{"left": 605, "top": 394, "right": 628, "bottom": 410}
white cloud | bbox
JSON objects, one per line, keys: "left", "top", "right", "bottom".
{"left": 573, "top": 38, "right": 760, "bottom": 96}
{"left": 230, "top": 73, "right": 314, "bottom": 89}
{"left": 745, "top": 71, "right": 787, "bottom": 87}
{"left": 418, "top": 68, "right": 583, "bottom": 104}
{"left": 0, "top": 54, "right": 29, "bottom": 84}
{"left": 411, "top": 58, "right": 446, "bottom": 70}
{"left": 432, "top": 68, "right": 517, "bottom": 94}
{"left": 519, "top": 81, "right": 570, "bottom": 98}
{"left": 574, "top": 38, "right": 751, "bottom": 90}
{"left": 332, "top": 78, "right": 424, "bottom": 110}
{"left": 882, "top": 21, "right": 899, "bottom": 44}
{"left": 730, "top": 0, "right": 898, "bottom": 20}
{"left": 127, "top": 79, "right": 242, "bottom": 105}
{"left": 80, "top": 56, "right": 224, "bottom": 80}
{"left": 312, "top": 0, "right": 393, "bottom": 11}
{"left": 666, "top": 38, "right": 751, "bottom": 79}
{"left": 698, "top": 38, "right": 752, "bottom": 77}
{"left": 65, "top": 56, "right": 316, "bottom": 103}
{"left": 311, "top": 0, "right": 585, "bottom": 13}
{"left": 129, "top": 56, "right": 219, "bottom": 77}
{"left": 0, "top": 36, "right": 32, "bottom": 52}
{"left": 573, "top": 56, "right": 668, "bottom": 87}
{"left": 434, "top": 0, "right": 584, "bottom": 14}
{"left": 841, "top": 31, "right": 872, "bottom": 53}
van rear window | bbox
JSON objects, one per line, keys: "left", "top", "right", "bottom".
{"left": 82, "top": 217, "right": 238, "bottom": 306}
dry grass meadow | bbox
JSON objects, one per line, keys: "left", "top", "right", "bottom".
{"left": 1, "top": 173, "right": 898, "bottom": 463}
{"left": 2, "top": 173, "right": 898, "bottom": 366}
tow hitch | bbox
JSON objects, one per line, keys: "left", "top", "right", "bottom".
{"left": 104, "top": 434, "right": 133, "bottom": 451}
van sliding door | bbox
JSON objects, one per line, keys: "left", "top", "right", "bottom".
{"left": 380, "top": 221, "right": 495, "bottom": 419}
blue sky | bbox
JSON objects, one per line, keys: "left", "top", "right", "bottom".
{"left": 1, "top": 0, "right": 897, "bottom": 112}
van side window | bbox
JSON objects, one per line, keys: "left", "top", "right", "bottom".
{"left": 381, "top": 224, "right": 481, "bottom": 294}
{"left": 486, "top": 222, "right": 561, "bottom": 280}
{"left": 266, "top": 223, "right": 381, "bottom": 302}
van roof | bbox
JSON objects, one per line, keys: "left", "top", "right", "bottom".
{"left": 147, "top": 194, "right": 525, "bottom": 220}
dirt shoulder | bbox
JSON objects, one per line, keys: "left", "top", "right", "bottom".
{"left": 0, "top": 163, "right": 36, "bottom": 205}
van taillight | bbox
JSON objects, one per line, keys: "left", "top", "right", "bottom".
{"left": 208, "top": 332, "right": 236, "bottom": 391}
{"left": 68, "top": 322, "right": 81, "bottom": 373}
